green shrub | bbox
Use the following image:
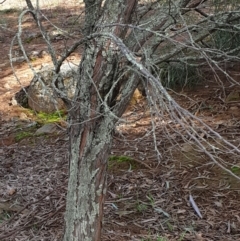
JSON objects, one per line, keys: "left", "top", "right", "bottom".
{"left": 212, "top": 27, "right": 240, "bottom": 53}
{"left": 159, "top": 63, "right": 202, "bottom": 89}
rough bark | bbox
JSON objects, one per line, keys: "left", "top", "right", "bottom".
{"left": 64, "top": 112, "right": 115, "bottom": 241}
{"left": 63, "top": 1, "right": 138, "bottom": 240}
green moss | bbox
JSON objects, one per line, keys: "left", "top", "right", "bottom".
{"left": 35, "top": 110, "right": 66, "bottom": 124}
{"left": 15, "top": 131, "right": 34, "bottom": 141}
{"left": 109, "top": 155, "right": 133, "bottom": 162}
{"left": 13, "top": 110, "right": 66, "bottom": 142}
{"left": 109, "top": 155, "right": 136, "bottom": 167}
{"left": 15, "top": 128, "right": 49, "bottom": 141}
{"left": 108, "top": 155, "right": 137, "bottom": 171}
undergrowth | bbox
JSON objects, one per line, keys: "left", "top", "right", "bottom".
{"left": 159, "top": 63, "right": 202, "bottom": 89}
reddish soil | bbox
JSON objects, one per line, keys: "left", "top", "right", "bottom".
{"left": 0, "top": 2, "right": 83, "bottom": 121}
{"left": 1, "top": 3, "right": 240, "bottom": 241}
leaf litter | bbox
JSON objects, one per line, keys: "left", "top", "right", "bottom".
{"left": 2, "top": 82, "right": 240, "bottom": 241}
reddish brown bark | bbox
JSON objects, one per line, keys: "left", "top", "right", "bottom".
{"left": 64, "top": 1, "right": 138, "bottom": 240}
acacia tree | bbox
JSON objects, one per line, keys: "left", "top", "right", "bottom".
{"left": 15, "top": 0, "right": 240, "bottom": 240}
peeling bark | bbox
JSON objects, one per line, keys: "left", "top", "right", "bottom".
{"left": 63, "top": 1, "right": 138, "bottom": 240}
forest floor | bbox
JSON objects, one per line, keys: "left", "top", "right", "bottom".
{"left": 1, "top": 2, "right": 240, "bottom": 241}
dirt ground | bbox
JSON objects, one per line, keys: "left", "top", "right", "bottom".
{"left": 1, "top": 2, "right": 240, "bottom": 241}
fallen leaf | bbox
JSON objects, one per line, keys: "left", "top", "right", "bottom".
{"left": 7, "top": 188, "right": 16, "bottom": 196}
{"left": 214, "top": 201, "right": 222, "bottom": 208}
{"left": 195, "top": 232, "right": 204, "bottom": 241}
{"left": 177, "top": 209, "right": 186, "bottom": 214}
{"left": 181, "top": 143, "right": 193, "bottom": 153}
{"left": 189, "top": 194, "right": 203, "bottom": 218}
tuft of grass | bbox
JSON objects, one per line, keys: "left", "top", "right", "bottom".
{"left": 159, "top": 63, "right": 202, "bottom": 89}
{"left": 0, "top": 210, "right": 12, "bottom": 223}
{"left": 146, "top": 193, "right": 155, "bottom": 206}
{"left": 136, "top": 202, "right": 148, "bottom": 213}
{"left": 166, "top": 221, "right": 174, "bottom": 232}
{"left": 211, "top": 26, "right": 240, "bottom": 52}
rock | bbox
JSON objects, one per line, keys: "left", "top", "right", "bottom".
{"left": 4, "top": 83, "right": 11, "bottom": 90}
{"left": 229, "top": 106, "right": 239, "bottom": 111}
{"left": 229, "top": 106, "right": 239, "bottom": 116}
{"left": 29, "top": 50, "right": 49, "bottom": 59}
{"left": 35, "top": 123, "right": 58, "bottom": 134}
{"left": 38, "top": 50, "right": 48, "bottom": 58}
{"left": 181, "top": 143, "right": 193, "bottom": 153}
{"left": 27, "top": 62, "right": 77, "bottom": 113}
{"left": 11, "top": 56, "right": 26, "bottom": 63}
{"left": 10, "top": 97, "right": 18, "bottom": 106}
{"left": 49, "top": 30, "right": 66, "bottom": 41}
{"left": 25, "top": 121, "right": 37, "bottom": 128}
{"left": 29, "top": 51, "right": 39, "bottom": 60}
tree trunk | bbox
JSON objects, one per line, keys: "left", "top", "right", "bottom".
{"left": 63, "top": 113, "right": 115, "bottom": 241}
{"left": 25, "top": 0, "right": 37, "bottom": 21}
{"left": 25, "top": 0, "right": 34, "bottom": 10}
{"left": 63, "top": 43, "right": 138, "bottom": 241}
{"left": 63, "top": 40, "right": 117, "bottom": 240}
{"left": 63, "top": 1, "right": 139, "bottom": 240}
